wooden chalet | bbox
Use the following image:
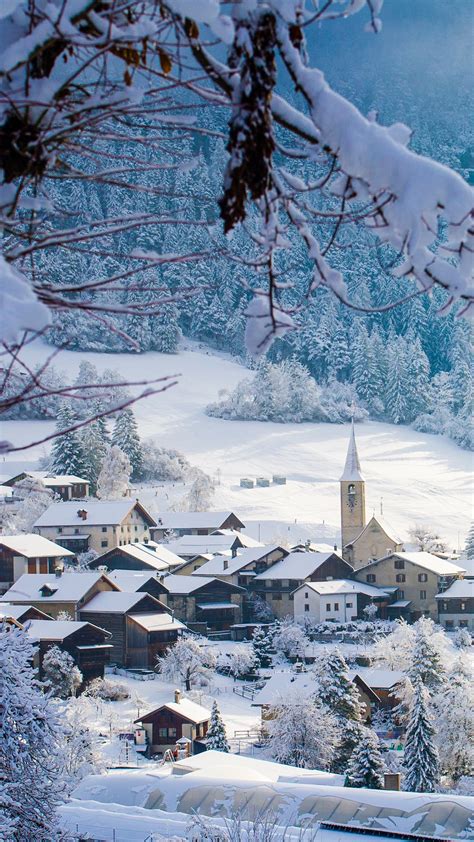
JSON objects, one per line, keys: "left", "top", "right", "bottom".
{"left": 0, "top": 602, "right": 53, "bottom": 623}
{"left": 25, "top": 619, "right": 113, "bottom": 687}
{"left": 160, "top": 574, "right": 245, "bottom": 631}
{"left": 151, "top": 511, "right": 245, "bottom": 541}
{"left": 88, "top": 541, "right": 183, "bottom": 573}
{"left": 0, "top": 571, "right": 119, "bottom": 618}
{"left": 0, "top": 534, "right": 74, "bottom": 592}
{"left": 3, "top": 471, "right": 90, "bottom": 501}
{"left": 135, "top": 690, "right": 210, "bottom": 755}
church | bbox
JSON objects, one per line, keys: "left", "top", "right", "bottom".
{"left": 340, "top": 422, "right": 404, "bottom": 569}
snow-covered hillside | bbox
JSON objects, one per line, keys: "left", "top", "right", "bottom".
{"left": 2, "top": 342, "right": 472, "bottom": 550}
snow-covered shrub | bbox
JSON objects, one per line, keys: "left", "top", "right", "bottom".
{"left": 270, "top": 619, "right": 310, "bottom": 661}
{"left": 86, "top": 678, "right": 130, "bottom": 701}
{"left": 140, "top": 442, "right": 190, "bottom": 482}
{"left": 96, "top": 445, "right": 131, "bottom": 499}
{"left": 42, "top": 646, "right": 83, "bottom": 699}
{"left": 453, "top": 628, "right": 472, "bottom": 649}
{"left": 222, "top": 645, "right": 257, "bottom": 679}
{"left": 267, "top": 694, "right": 338, "bottom": 770}
{"left": 1, "top": 476, "right": 55, "bottom": 534}
{"left": 157, "top": 638, "right": 216, "bottom": 691}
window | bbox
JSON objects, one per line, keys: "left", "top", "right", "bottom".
{"left": 459, "top": 620, "right": 468, "bottom": 627}
{"left": 366, "top": 574, "right": 376, "bottom": 583}
{"left": 334, "top": 603, "right": 339, "bottom": 611}
{"left": 394, "top": 559, "right": 405, "bottom": 569}
{"left": 193, "top": 565, "right": 199, "bottom": 571}
{"left": 271, "top": 580, "right": 279, "bottom": 588}
{"left": 101, "top": 526, "right": 107, "bottom": 533}
{"left": 445, "top": 620, "right": 454, "bottom": 629}
{"left": 418, "top": 573, "right": 428, "bottom": 582}
{"left": 420, "top": 590, "right": 427, "bottom": 600}
{"left": 346, "top": 602, "right": 352, "bottom": 608}
{"left": 74, "top": 528, "right": 80, "bottom": 534}
{"left": 135, "top": 525, "right": 138, "bottom": 531}
{"left": 57, "top": 527, "right": 62, "bottom": 534}
{"left": 395, "top": 574, "right": 406, "bottom": 583}
{"left": 197, "top": 529, "right": 207, "bottom": 536}
{"left": 398, "top": 590, "right": 405, "bottom": 599}
{"left": 158, "top": 728, "right": 168, "bottom": 738}
{"left": 272, "top": 594, "right": 282, "bottom": 600}
{"left": 461, "top": 602, "right": 466, "bottom": 611}
{"left": 304, "top": 604, "right": 310, "bottom": 612}
{"left": 39, "top": 559, "right": 47, "bottom": 573}
{"left": 326, "top": 603, "right": 331, "bottom": 611}
{"left": 101, "top": 540, "right": 108, "bottom": 548}
{"left": 28, "top": 559, "right": 36, "bottom": 574}
{"left": 168, "top": 727, "right": 177, "bottom": 738}
{"left": 304, "top": 592, "right": 309, "bottom": 599}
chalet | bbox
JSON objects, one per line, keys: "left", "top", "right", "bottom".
{"left": 3, "top": 471, "right": 90, "bottom": 501}
{"left": 164, "top": 530, "right": 262, "bottom": 564}
{"left": 293, "top": 579, "right": 390, "bottom": 624}
{"left": 354, "top": 551, "right": 466, "bottom": 621}
{"left": 34, "top": 499, "right": 157, "bottom": 554}
{"left": 107, "top": 570, "right": 169, "bottom": 601}
{"left": 151, "top": 511, "right": 245, "bottom": 540}
{"left": 78, "top": 590, "right": 184, "bottom": 667}
{"left": 347, "top": 668, "right": 405, "bottom": 711}
{"left": 88, "top": 541, "right": 183, "bottom": 573}
{"left": 189, "top": 544, "right": 289, "bottom": 587}
{"left": 0, "top": 571, "right": 118, "bottom": 618}
{"left": 161, "top": 574, "right": 245, "bottom": 630}
{"left": 25, "top": 619, "right": 112, "bottom": 686}
{"left": 436, "top": 578, "right": 474, "bottom": 630}
{"left": 0, "top": 602, "right": 53, "bottom": 623}
{"left": 251, "top": 551, "right": 354, "bottom": 619}
{"left": 0, "top": 534, "right": 74, "bottom": 592}
{"left": 135, "top": 690, "right": 210, "bottom": 755}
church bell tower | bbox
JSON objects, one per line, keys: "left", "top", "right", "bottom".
{"left": 340, "top": 420, "right": 366, "bottom": 551}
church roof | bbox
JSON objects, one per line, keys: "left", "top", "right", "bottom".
{"left": 339, "top": 420, "right": 364, "bottom": 482}
{"left": 344, "top": 515, "right": 403, "bottom": 549}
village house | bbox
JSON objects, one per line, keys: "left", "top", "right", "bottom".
{"left": 354, "top": 551, "right": 466, "bottom": 621}
{"left": 107, "top": 570, "right": 169, "bottom": 601}
{"left": 0, "top": 571, "right": 119, "bottom": 619}
{"left": 2, "top": 471, "right": 90, "bottom": 501}
{"left": 189, "top": 544, "right": 289, "bottom": 587}
{"left": 34, "top": 499, "right": 157, "bottom": 554}
{"left": 160, "top": 574, "right": 245, "bottom": 631}
{"left": 25, "top": 619, "right": 113, "bottom": 686}
{"left": 0, "top": 602, "right": 54, "bottom": 623}
{"left": 88, "top": 541, "right": 183, "bottom": 573}
{"left": 251, "top": 551, "right": 354, "bottom": 619}
{"left": 0, "top": 534, "right": 74, "bottom": 592}
{"left": 347, "top": 668, "right": 405, "bottom": 711}
{"left": 135, "top": 690, "right": 211, "bottom": 756}
{"left": 436, "top": 578, "right": 474, "bottom": 630}
{"left": 339, "top": 423, "right": 404, "bottom": 568}
{"left": 78, "top": 590, "right": 184, "bottom": 667}
{"left": 292, "top": 579, "right": 390, "bottom": 624}
{"left": 151, "top": 511, "right": 245, "bottom": 540}
{"left": 163, "top": 530, "right": 262, "bottom": 564}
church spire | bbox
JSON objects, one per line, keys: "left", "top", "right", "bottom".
{"left": 340, "top": 419, "right": 364, "bottom": 482}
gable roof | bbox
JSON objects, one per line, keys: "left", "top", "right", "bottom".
{"left": 436, "top": 578, "right": 474, "bottom": 599}
{"left": 340, "top": 420, "right": 364, "bottom": 482}
{"left": 137, "top": 698, "right": 211, "bottom": 725}
{"left": 160, "top": 574, "right": 243, "bottom": 595}
{"left": 129, "top": 613, "right": 186, "bottom": 632}
{"left": 34, "top": 499, "right": 156, "bottom": 528}
{"left": 165, "top": 531, "right": 262, "bottom": 559}
{"left": 0, "top": 534, "right": 74, "bottom": 558}
{"left": 358, "top": 551, "right": 466, "bottom": 577}
{"left": 153, "top": 511, "right": 245, "bottom": 530}
{"left": 0, "top": 572, "right": 116, "bottom": 604}
{"left": 107, "top": 570, "right": 161, "bottom": 592}
{"left": 3, "top": 471, "right": 89, "bottom": 486}
{"left": 254, "top": 551, "right": 349, "bottom": 581}
{"left": 0, "top": 603, "right": 53, "bottom": 622}
{"left": 293, "top": 579, "right": 387, "bottom": 598}
{"left": 192, "top": 545, "right": 287, "bottom": 577}
{"left": 347, "top": 668, "right": 405, "bottom": 690}
{"left": 25, "top": 619, "right": 111, "bottom": 641}
{"left": 344, "top": 515, "right": 403, "bottom": 548}
{"left": 80, "top": 591, "right": 167, "bottom": 614}
{"left": 95, "top": 542, "right": 183, "bottom": 571}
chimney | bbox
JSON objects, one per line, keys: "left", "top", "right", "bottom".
{"left": 77, "top": 509, "right": 87, "bottom": 520}
{"left": 55, "top": 567, "right": 62, "bottom": 578}
{"left": 174, "top": 689, "right": 181, "bottom": 704}
{"left": 383, "top": 773, "right": 401, "bottom": 791}
{"left": 334, "top": 543, "right": 337, "bottom": 552}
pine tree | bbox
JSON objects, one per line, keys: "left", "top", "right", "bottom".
{"left": 407, "top": 618, "right": 445, "bottom": 694}
{"left": 80, "top": 417, "right": 108, "bottom": 494}
{"left": 385, "top": 340, "right": 410, "bottom": 424}
{"left": 50, "top": 403, "right": 88, "bottom": 477}
{"left": 345, "top": 728, "right": 385, "bottom": 789}
{"left": 403, "top": 679, "right": 440, "bottom": 793}
{"left": 96, "top": 446, "right": 131, "bottom": 499}
{"left": 464, "top": 522, "right": 474, "bottom": 560}
{"left": 332, "top": 719, "right": 367, "bottom": 775}
{"left": 251, "top": 626, "right": 272, "bottom": 669}
{"left": 112, "top": 408, "right": 143, "bottom": 480}
{"left": 206, "top": 701, "right": 230, "bottom": 752}
{"left": 43, "top": 645, "right": 83, "bottom": 698}
{"left": 154, "top": 294, "right": 181, "bottom": 354}
{"left": 316, "top": 650, "right": 364, "bottom": 721}
{"left": 434, "top": 656, "right": 474, "bottom": 782}
{"left": 0, "top": 624, "right": 67, "bottom": 839}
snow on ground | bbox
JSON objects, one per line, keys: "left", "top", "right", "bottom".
{"left": 2, "top": 341, "right": 472, "bottom": 549}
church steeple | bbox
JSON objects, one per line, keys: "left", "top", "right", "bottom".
{"left": 340, "top": 420, "right": 366, "bottom": 553}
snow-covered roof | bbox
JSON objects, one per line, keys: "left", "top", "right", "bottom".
{"left": 26, "top": 619, "right": 110, "bottom": 641}
{"left": 139, "top": 698, "right": 211, "bottom": 725}
{"left": 436, "top": 578, "right": 474, "bottom": 599}
{"left": 97, "top": 542, "right": 182, "bottom": 571}
{"left": 153, "top": 511, "right": 244, "bottom": 529}
{"left": 0, "top": 533, "right": 74, "bottom": 558}
{"left": 80, "top": 591, "right": 164, "bottom": 614}
{"left": 252, "top": 671, "right": 319, "bottom": 706}
{"left": 347, "top": 668, "right": 405, "bottom": 689}
{"left": 129, "top": 613, "right": 185, "bottom": 632}
{"left": 34, "top": 499, "right": 156, "bottom": 528}
{"left": 0, "top": 572, "right": 114, "bottom": 604}
{"left": 192, "top": 545, "right": 286, "bottom": 577}
{"left": 5, "top": 471, "right": 89, "bottom": 485}
{"left": 339, "top": 420, "right": 364, "bottom": 482}
{"left": 345, "top": 515, "right": 403, "bottom": 548}
{"left": 373, "top": 551, "right": 466, "bottom": 577}
{"left": 160, "top": 574, "right": 217, "bottom": 594}
{"left": 165, "top": 531, "right": 262, "bottom": 558}
{"left": 0, "top": 603, "right": 49, "bottom": 621}
{"left": 294, "top": 579, "right": 387, "bottom": 598}
{"left": 196, "top": 602, "right": 239, "bottom": 610}
{"left": 254, "top": 551, "right": 340, "bottom": 581}
{"left": 107, "top": 570, "right": 159, "bottom": 592}
{"left": 291, "top": 542, "right": 337, "bottom": 554}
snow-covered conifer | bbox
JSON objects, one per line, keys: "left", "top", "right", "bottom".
{"left": 464, "top": 522, "right": 474, "bottom": 560}
{"left": 206, "top": 701, "right": 230, "bottom": 752}
{"left": 251, "top": 626, "right": 273, "bottom": 669}
{"left": 267, "top": 695, "right": 338, "bottom": 770}
{"left": 112, "top": 408, "right": 143, "bottom": 480}
{"left": 345, "top": 728, "right": 385, "bottom": 789}
{"left": 80, "top": 416, "right": 108, "bottom": 493}
{"left": 407, "top": 617, "right": 445, "bottom": 693}
{"left": 154, "top": 296, "right": 181, "bottom": 354}
{"left": 96, "top": 445, "right": 131, "bottom": 499}
{"left": 434, "top": 656, "right": 474, "bottom": 783}
{"left": 332, "top": 719, "right": 366, "bottom": 776}
{"left": 50, "top": 403, "right": 88, "bottom": 477}
{"left": 315, "top": 649, "right": 364, "bottom": 721}
{"left": 0, "top": 624, "right": 66, "bottom": 838}
{"left": 403, "top": 679, "right": 440, "bottom": 793}
{"left": 42, "top": 645, "right": 83, "bottom": 698}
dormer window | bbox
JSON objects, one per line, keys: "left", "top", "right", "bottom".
{"left": 39, "top": 583, "right": 58, "bottom": 597}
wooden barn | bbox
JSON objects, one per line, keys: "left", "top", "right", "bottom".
{"left": 161, "top": 574, "right": 245, "bottom": 631}
{"left": 135, "top": 690, "right": 211, "bottom": 755}
{"left": 88, "top": 541, "right": 183, "bottom": 574}
{"left": 25, "top": 619, "right": 113, "bottom": 687}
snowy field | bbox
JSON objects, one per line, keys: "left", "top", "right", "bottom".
{"left": 2, "top": 340, "right": 472, "bottom": 549}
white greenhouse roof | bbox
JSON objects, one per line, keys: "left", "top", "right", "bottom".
{"left": 0, "top": 533, "right": 74, "bottom": 558}
{"left": 294, "top": 579, "right": 387, "bottom": 597}
{"left": 0, "top": 572, "right": 113, "bottom": 603}
{"left": 129, "top": 613, "right": 184, "bottom": 632}
{"left": 153, "top": 511, "right": 244, "bottom": 529}
{"left": 436, "top": 578, "right": 474, "bottom": 599}
{"left": 34, "top": 499, "right": 155, "bottom": 528}
{"left": 254, "top": 551, "right": 337, "bottom": 581}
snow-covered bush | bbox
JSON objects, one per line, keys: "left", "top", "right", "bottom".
{"left": 96, "top": 445, "right": 131, "bottom": 499}
{"left": 267, "top": 695, "right": 338, "bottom": 770}
{"left": 1, "top": 476, "right": 55, "bottom": 534}
{"left": 86, "top": 678, "right": 130, "bottom": 701}
{"left": 42, "top": 646, "right": 83, "bottom": 699}
{"left": 61, "top": 700, "right": 103, "bottom": 784}
{"left": 453, "top": 628, "right": 472, "bottom": 649}
{"left": 180, "top": 469, "right": 215, "bottom": 512}
{"left": 157, "top": 638, "right": 216, "bottom": 691}
{"left": 270, "top": 619, "right": 310, "bottom": 661}
{"left": 220, "top": 645, "right": 257, "bottom": 679}
{"left": 434, "top": 656, "right": 474, "bottom": 783}
{"left": 140, "top": 442, "right": 190, "bottom": 482}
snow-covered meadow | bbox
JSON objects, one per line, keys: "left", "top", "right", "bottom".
{"left": 2, "top": 341, "right": 472, "bottom": 550}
